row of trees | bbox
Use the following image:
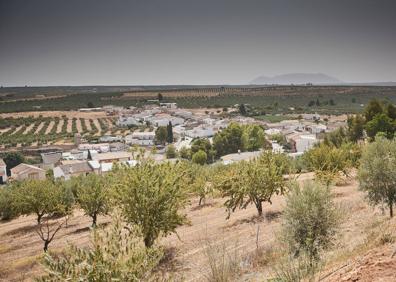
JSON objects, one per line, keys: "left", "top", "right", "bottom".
{"left": 2, "top": 126, "right": 396, "bottom": 279}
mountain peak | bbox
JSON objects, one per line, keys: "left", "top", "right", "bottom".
{"left": 250, "top": 73, "right": 342, "bottom": 85}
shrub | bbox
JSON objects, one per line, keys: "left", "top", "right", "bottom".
{"left": 202, "top": 238, "right": 241, "bottom": 282}
{"left": 304, "top": 143, "right": 353, "bottom": 185}
{"left": 165, "top": 144, "right": 177, "bottom": 159}
{"left": 37, "top": 213, "right": 163, "bottom": 281}
{"left": 281, "top": 181, "right": 340, "bottom": 263}
{"left": 192, "top": 150, "right": 207, "bottom": 165}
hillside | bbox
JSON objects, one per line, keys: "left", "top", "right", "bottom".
{"left": 1, "top": 173, "right": 396, "bottom": 281}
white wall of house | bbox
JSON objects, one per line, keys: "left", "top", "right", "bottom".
{"left": 0, "top": 165, "right": 7, "bottom": 184}
{"left": 295, "top": 135, "right": 318, "bottom": 152}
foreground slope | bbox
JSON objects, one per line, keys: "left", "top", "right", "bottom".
{"left": 0, "top": 173, "right": 395, "bottom": 281}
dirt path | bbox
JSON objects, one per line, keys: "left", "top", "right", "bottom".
{"left": 44, "top": 121, "right": 55, "bottom": 134}
{"left": 106, "top": 118, "right": 114, "bottom": 128}
{"left": 66, "top": 119, "right": 72, "bottom": 133}
{"left": 92, "top": 119, "right": 102, "bottom": 136}
{"left": 33, "top": 122, "right": 44, "bottom": 134}
{"left": 76, "top": 119, "right": 83, "bottom": 133}
{"left": 56, "top": 119, "right": 64, "bottom": 134}
{"left": 0, "top": 128, "right": 12, "bottom": 134}
{"left": 84, "top": 119, "right": 92, "bottom": 131}
{"left": 10, "top": 126, "right": 23, "bottom": 135}
{"left": 22, "top": 123, "right": 35, "bottom": 135}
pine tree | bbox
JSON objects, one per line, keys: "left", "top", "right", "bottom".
{"left": 166, "top": 121, "right": 173, "bottom": 143}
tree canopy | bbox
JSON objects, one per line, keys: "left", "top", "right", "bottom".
{"left": 112, "top": 162, "right": 188, "bottom": 247}
{"left": 217, "top": 151, "right": 290, "bottom": 217}
{"left": 358, "top": 137, "right": 396, "bottom": 217}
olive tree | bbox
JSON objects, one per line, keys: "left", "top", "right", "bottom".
{"left": 113, "top": 162, "right": 188, "bottom": 247}
{"left": 358, "top": 137, "right": 396, "bottom": 217}
{"left": 281, "top": 181, "right": 340, "bottom": 263}
{"left": 75, "top": 174, "right": 113, "bottom": 227}
{"left": 218, "top": 151, "right": 290, "bottom": 218}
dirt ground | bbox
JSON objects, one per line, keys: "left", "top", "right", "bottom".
{"left": 0, "top": 174, "right": 395, "bottom": 282}
{"left": 44, "top": 121, "right": 55, "bottom": 134}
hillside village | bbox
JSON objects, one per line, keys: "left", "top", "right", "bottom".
{"left": 0, "top": 102, "right": 346, "bottom": 183}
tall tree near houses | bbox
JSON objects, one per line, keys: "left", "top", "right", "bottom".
{"left": 155, "top": 126, "right": 168, "bottom": 145}
{"left": 166, "top": 121, "right": 173, "bottom": 143}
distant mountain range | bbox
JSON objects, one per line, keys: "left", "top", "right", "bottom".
{"left": 250, "top": 73, "right": 342, "bottom": 85}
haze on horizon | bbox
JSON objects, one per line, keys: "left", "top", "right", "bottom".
{"left": 1, "top": 0, "right": 396, "bottom": 87}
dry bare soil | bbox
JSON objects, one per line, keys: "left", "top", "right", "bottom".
{"left": 0, "top": 174, "right": 395, "bottom": 281}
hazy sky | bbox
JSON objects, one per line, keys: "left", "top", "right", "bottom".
{"left": 1, "top": 0, "right": 396, "bottom": 86}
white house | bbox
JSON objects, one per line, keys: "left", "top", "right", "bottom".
{"left": 125, "top": 131, "right": 156, "bottom": 146}
{"left": 185, "top": 126, "right": 215, "bottom": 138}
{"left": 11, "top": 163, "right": 46, "bottom": 181}
{"left": 0, "top": 159, "right": 7, "bottom": 184}
{"left": 99, "top": 135, "right": 123, "bottom": 143}
{"left": 160, "top": 102, "right": 177, "bottom": 109}
{"left": 265, "top": 128, "right": 281, "bottom": 136}
{"left": 78, "top": 143, "right": 110, "bottom": 153}
{"left": 307, "top": 123, "right": 327, "bottom": 134}
{"left": 271, "top": 142, "right": 284, "bottom": 153}
{"left": 291, "top": 134, "right": 318, "bottom": 153}
{"left": 174, "top": 110, "right": 193, "bottom": 119}
{"left": 302, "top": 113, "right": 321, "bottom": 121}
{"left": 117, "top": 116, "right": 141, "bottom": 127}
{"left": 221, "top": 150, "right": 262, "bottom": 165}
{"left": 147, "top": 115, "right": 184, "bottom": 127}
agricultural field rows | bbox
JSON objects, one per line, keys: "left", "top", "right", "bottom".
{"left": 0, "top": 116, "right": 120, "bottom": 148}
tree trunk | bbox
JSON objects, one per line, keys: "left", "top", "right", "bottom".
{"left": 390, "top": 202, "right": 393, "bottom": 218}
{"left": 144, "top": 235, "right": 154, "bottom": 248}
{"left": 37, "top": 213, "right": 42, "bottom": 224}
{"left": 92, "top": 213, "right": 97, "bottom": 227}
{"left": 44, "top": 241, "right": 49, "bottom": 252}
{"left": 256, "top": 201, "right": 263, "bottom": 217}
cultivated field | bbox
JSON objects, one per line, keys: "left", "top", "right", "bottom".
{"left": 0, "top": 111, "right": 124, "bottom": 149}
{"left": 1, "top": 173, "right": 395, "bottom": 281}
{"left": 2, "top": 86, "right": 396, "bottom": 114}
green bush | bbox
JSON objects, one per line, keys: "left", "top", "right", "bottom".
{"left": 281, "top": 181, "right": 340, "bottom": 262}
